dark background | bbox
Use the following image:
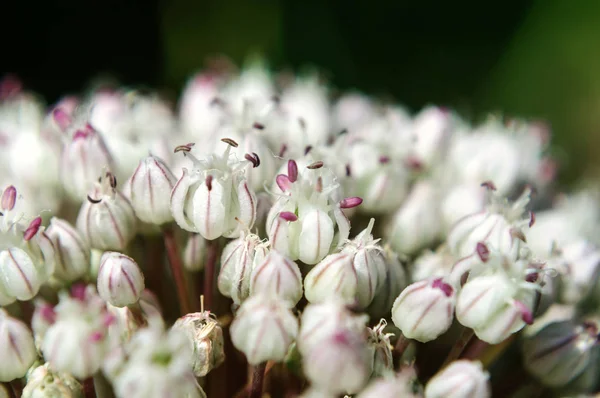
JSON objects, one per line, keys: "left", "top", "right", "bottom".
{"left": 4, "top": 0, "right": 600, "bottom": 184}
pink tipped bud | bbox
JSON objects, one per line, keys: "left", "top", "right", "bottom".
{"left": 23, "top": 217, "right": 42, "bottom": 241}
{"left": 279, "top": 211, "right": 298, "bottom": 222}
{"left": 276, "top": 174, "right": 292, "bottom": 192}
{"left": 288, "top": 160, "right": 298, "bottom": 182}
{"left": 1, "top": 186, "right": 16, "bottom": 211}
{"left": 476, "top": 242, "right": 490, "bottom": 262}
{"left": 52, "top": 108, "right": 72, "bottom": 131}
{"left": 515, "top": 300, "right": 534, "bottom": 324}
{"left": 379, "top": 156, "right": 390, "bottom": 164}
{"left": 340, "top": 197, "right": 363, "bottom": 209}
{"left": 432, "top": 278, "right": 454, "bottom": 297}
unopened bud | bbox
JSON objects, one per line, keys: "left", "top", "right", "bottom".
{"left": 22, "top": 363, "right": 83, "bottom": 398}
{"left": 250, "top": 250, "right": 303, "bottom": 305}
{"left": 425, "top": 360, "right": 490, "bottom": 398}
{"left": 97, "top": 252, "right": 145, "bottom": 307}
{"left": 46, "top": 217, "right": 91, "bottom": 282}
{"left": 0, "top": 309, "right": 37, "bottom": 382}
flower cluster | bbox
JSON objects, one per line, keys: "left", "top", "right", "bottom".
{"left": 0, "top": 62, "right": 598, "bottom": 397}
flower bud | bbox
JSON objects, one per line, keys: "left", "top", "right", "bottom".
{"left": 523, "top": 319, "right": 600, "bottom": 388}
{"left": 409, "top": 106, "right": 454, "bottom": 169}
{"left": 441, "top": 183, "right": 486, "bottom": 231}
{"left": 447, "top": 186, "right": 531, "bottom": 259}
{"left": 456, "top": 274, "right": 537, "bottom": 344}
{"left": 218, "top": 232, "right": 268, "bottom": 304}
{"left": 172, "top": 311, "right": 225, "bottom": 377}
{"left": 305, "top": 219, "right": 386, "bottom": 309}
{"left": 411, "top": 246, "right": 454, "bottom": 282}
{"left": 230, "top": 294, "right": 298, "bottom": 365}
{"left": 60, "top": 122, "right": 114, "bottom": 201}
{"left": 425, "top": 360, "right": 490, "bottom": 398}
{"left": 0, "top": 187, "right": 55, "bottom": 304}
{"left": 0, "top": 309, "right": 37, "bottom": 381}
{"left": 45, "top": 217, "right": 91, "bottom": 283}
{"left": 42, "top": 285, "right": 111, "bottom": 379}
{"left": 97, "top": 252, "right": 145, "bottom": 307}
{"left": 22, "top": 363, "right": 82, "bottom": 398}
{"left": 551, "top": 240, "right": 600, "bottom": 304}
{"left": 367, "top": 247, "right": 407, "bottom": 319}
{"left": 106, "top": 289, "right": 162, "bottom": 342}
{"left": 183, "top": 233, "right": 206, "bottom": 272}
{"left": 391, "top": 278, "right": 455, "bottom": 342}
{"left": 387, "top": 180, "right": 442, "bottom": 255}
{"left": 358, "top": 367, "right": 422, "bottom": 398}
{"left": 31, "top": 300, "right": 56, "bottom": 351}
{"left": 250, "top": 250, "right": 303, "bottom": 305}
{"left": 129, "top": 155, "right": 177, "bottom": 225}
{"left": 76, "top": 172, "right": 137, "bottom": 251}
{"left": 170, "top": 141, "right": 257, "bottom": 240}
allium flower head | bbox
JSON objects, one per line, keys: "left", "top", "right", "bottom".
{"left": 170, "top": 139, "right": 257, "bottom": 240}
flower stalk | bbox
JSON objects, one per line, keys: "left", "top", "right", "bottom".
{"left": 162, "top": 225, "right": 192, "bottom": 315}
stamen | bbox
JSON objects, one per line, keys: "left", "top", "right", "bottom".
{"left": 278, "top": 144, "right": 287, "bottom": 158}
{"left": 174, "top": 143, "right": 195, "bottom": 153}
{"left": 210, "top": 97, "right": 224, "bottom": 107}
{"left": 1, "top": 185, "right": 17, "bottom": 211}
{"left": 279, "top": 212, "right": 298, "bottom": 222}
{"left": 432, "top": 278, "right": 454, "bottom": 297}
{"left": 106, "top": 172, "right": 117, "bottom": 188}
{"left": 476, "top": 242, "right": 490, "bottom": 262}
{"left": 339, "top": 197, "right": 363, "bottom": 209}
{"left": 276, "top": 174, "right": 292, "bottom": 192}
{"left": 510, "top": 228, "right": 527, "bottom": 243}
{"left": 24, "top": 217, "right": 42, "bottom": 241}
{"left": 221, "top": 138, "right": 238, "bottom": 148}
{"left": 253, "top": 122, "right": 265, "bottom": 130}
{"left": 304, "top": 145, "right": 313, "bottom": 155}
{"left": 481, "top": 181, "right": 497, "bottom": 191}
{"left": 379, "top": 155, "right": 390, "bottom": 164}
{"left": 288, "top": 160, "right": 298, "bottom": 182}
{"left": 205, "top": 175, "right": 213, "bottom": 191}
{"left": 339, "top": 128, "right": 348, "bottom": 135}
{"left": 87, "top": 195, "right": 102, "bottom": 204}
{"left": 345, "top": 164, "right": 352, "bottom": 177}
{"left": 244, "top": 153, "right": 260, "bottom": 168}
{"left": 307, "top": 161, "right": 324, "bottom": 169}
{"left": 529, "top": 212, "right": 535, "bottom": 228}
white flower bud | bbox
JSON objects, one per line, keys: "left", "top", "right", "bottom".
{"left": 250, "top": 250, "right": 303, "bottom": 305}
{"left": 410, "top": 246, "right": 454, "bottom": 282}
{"left": 170, "top": 140, "right": 257, "bottom": 240}
{"left": 550, "top": 240, "right": 600, "bottom": 304}
{"left": 367, "top": 247, "right": 407, "bottom": 319}
{"left": 172, "top": 311, "right": 225, "bottom": 377}
{"left": 441, "top": 183, "right": 486, "bottom": 231}
{"left": 97, "top": 252, "right": 145, "bottom": 307}
{"left": 456, "top": 273, "right": 537, "bottom": 344}
{"left": 113, "top": 325, "right": 206, "bottom": 398}
{"left": 129, "top": 155, "right": 177, "bottom": 225}
{"left": 179, "top": 74, "right": 221, "bottom": 138}
{"left": 183, "top": 234, "right": 206, "bottom": 272}
{"left": 358, "top": 367, "right": 422, "bottom": 398}
{"left": 106, "top": 289, "right": 162, "bottom": 343}
{"left": 230, "top": 294, "right": 298, "bottom": 365}
{"left": 59, "top": 121, "right": 114, "bottom": 201}
{"left": 76, "top": 172, "right": 137, "bottom": 251}
{"left": 0, "top": 186, "right": 55, "bottom": 304}
{"left": 425, "top": 360, "right": 490, "bottom": 398}
{"left": 409, "top": 106, "right": 454, "bottom": 169}
{"left": 0, "top": 309, "right": 37, "bottom": 381}
{"left": 447, "top": 185, "right": 532, "bottom": 259}
{"left": 266, "top": 160, "right": 358, "bottom": 264}
{"left": 387, "top": 180, "right": 441, "bottom": 255}
{"left": 22, "top": 363, "right": 82, "bottom": 398}
{"left": 218, "top": 232, "right": 268, "bottom": 304}
{"left": 305, "top": 219, "right": 386, "bottom": 309}
{"left": 42, "top": 285, "right": 112, "bottom": 379}
{"left": 523, "top": 319, "right": 600, "bottom": 388}
{"left": 45, "top": 217, "right": 90, "bottom": 283}
{"left": 391, "top": 278, "right": 455, "bottom": 342}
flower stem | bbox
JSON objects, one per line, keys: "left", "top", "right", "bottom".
{"left": 83, "top": 377, "right": 97, "bottom": 398}
{"left": 442, "top": 327, "right": 475, "bottom": 367}
{"left": 163, "top": 225, "right": 192, "bottom": 315}
{"left": 249, "top": 362, "right": 267, "bottom": 398}
{"left": 393, "top": 332, "right": 411, "bottom": 361}
{"left": 203, "top": 239, "right": 219, "bottom": 311}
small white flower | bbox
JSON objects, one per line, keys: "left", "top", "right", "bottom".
{"left": 230, "top": 294, "right": 298, "bottom": 365}
{"left": 76, "top": 172, "right": 137, "bottom": 251}
{"left": 170, "top": 139, "right": 257, "bottom": 240}
{"left": 425, "top": 360, "right": 490, "bottom": 398}
{"left": 45, "top": 217, "right": 90, "bottom": 283}
{"left": 129, "top": 155, "right": 177, "bottom": 225}
{"left": 218, "top": 231, "right": 269, "bottom": 304}
{"left": 0, "top": 309, "right": 37, "bottom": 382}
{"left": 391, "top": 278, "right": 455, "bottom": 342}
{"left": 250, "top": 250, "right": 303, "bottom": 305}
{"left": 97, "top": 252, "right": 145, "bottom": 307}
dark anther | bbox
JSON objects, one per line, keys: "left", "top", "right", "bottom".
{"left": 244, "top": 153, "right": 261, "bottom": 168}
{"left": 278, "top": 144, "right": 288, "bottom": 158}
{"left": 339, "top": 128, "right": 348, "bottom": 135}
{"left": 345, "top": 164, "right": 351, "bottom": 177}
{"left": 252, "top": 152, "right": 260, "bottom": 167}
{"left": 379, "top": 156, "right": 390, "bottom": 164}
{"left": 210, "top": 97, "right": 224, "bottom": 107}
{"left": 221, "top": 138, "right": 239, "bottom": 148}
{"left": 253, "top": 122, "right": 265, "bottom": 130}
{"left": 87, "top": 195, "right": 102, "bottom": 204}
{"left": 307, "top": 161, "right": 324, "bottom": 169}
{"left": 304, "top": 146, "right": 313, "bottom": 155}
{"left": 106, "top": 172, "right": 117, "bottom": 188}
{"left": 206, "top": 175, "right": 214, "bottom": 191}
{"left": 481, "top": 181, "right": 497, "bottom": 191}
{"left": 174, "top": 143, "right": 195, "bottom": 153}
